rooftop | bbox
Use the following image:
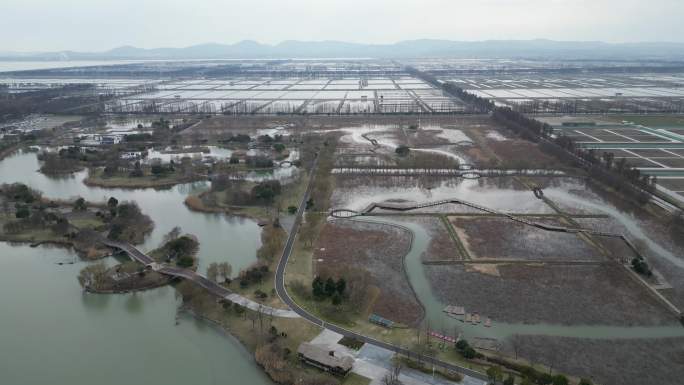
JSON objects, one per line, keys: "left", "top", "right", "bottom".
{"left": 297, "top": 343, "right": 354, "bottom": 371}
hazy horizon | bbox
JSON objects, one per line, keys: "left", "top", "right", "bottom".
{"left": 4, "top": 38, "right": 684, "bottom": 56}
{"left": 3, "top": 0, "right": 682, "bottom": 52}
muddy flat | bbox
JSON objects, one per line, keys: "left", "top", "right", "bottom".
{"left": 506, "top": 335, "right": 684, "bottom": 385}
{"left": 314, "top": 219, "right": 423, "bottom": 326}
{"left": 450, "top": 216, "right": 602, "bottom": 261}
{"left": 425, "top": 263, "right": 678, "bottom": 326}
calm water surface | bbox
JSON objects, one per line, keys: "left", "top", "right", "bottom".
{"left": 0, "top": 150, "right": 272, "bottom": 385}
{"left": 0, "top": 149, "right": 262, "bottom": 273}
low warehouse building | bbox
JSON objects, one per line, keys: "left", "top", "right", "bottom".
{"left": 297, "top": 343, "right": 353, "bottom": 376}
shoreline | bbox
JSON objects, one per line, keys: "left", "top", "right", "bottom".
{"left": 176, "top": 305, "right": 282, "bottom": 384}
{"left": 183, "top": 192, "right": 272, "bottom": 223}
{"left": 84, "top": 277, "right": 172, "bottom": 294}
{"left": 83, "top": 173, "right": 206, "bottom": 190}
{"left": 0, "top": 236, "right": 111, "bottom": 260}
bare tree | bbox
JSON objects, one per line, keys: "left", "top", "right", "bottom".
{"left": 248, "top": 309, "right": 258, "bottom": 330}
{"left": 217, "top": 262, "right": 232, "bottom": 283}
{"left": 510, "top": 334, "right": 522, "bottom": 361}
{"left": 258, "top": 304, "right": 265, "bottom": 333}
{"left": 383, "top": 362, "right": 402, "bottom": 385}
{"left": 425, "top": 319, "right": 431, "bottom": 347}
{"left": 207, "top": 262, "right": 219, "bottom": 282}
{"left": 163, "top": 226, "right": 182, "bottom": 244}
{"left": 547, "top": 344, "right": 558, "bottom": 374}
{"left": 2, "top": 200, "right": 10, "bottom": 216}
{"left": 77, "top": 262, "right": 107, "bottom": 290}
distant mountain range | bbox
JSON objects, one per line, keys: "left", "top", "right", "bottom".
{"left": 2, "top": 39, "right": 684, "bottom": 60}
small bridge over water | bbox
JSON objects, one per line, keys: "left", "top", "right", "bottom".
{"left": 100, "top": 238, "right": 299, "bottom": 318}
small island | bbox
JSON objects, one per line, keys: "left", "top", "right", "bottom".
{"left": 78, "top": 229, "right": 200, "bottom": 293}
{"left": 0, "top": 183, "right": 153, "bottom": 258}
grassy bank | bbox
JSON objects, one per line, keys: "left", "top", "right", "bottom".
{"left": 175, "top": 281, "right": 344, "bottom": 385}
{"left": 84, "top": 168, "right": 205, "bottom": 189}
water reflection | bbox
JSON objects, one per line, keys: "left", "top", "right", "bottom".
{"left": 125, "top": 293, "right": 144, "bottom": 314}
{"left": 0, "top": 149, "right": 262, "bottom": 273}
{"left": 0, "top": 158, "right": 273, "bottom": 385}
{"left": 0, "top": 244, "right": 273, "bottom": 385}
{"left": 81, "top": 291, "right": 112, "bottom": 312}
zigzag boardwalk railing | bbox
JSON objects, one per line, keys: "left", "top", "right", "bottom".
{"left": 330, "top": 198, "right": 625, "bottom": 239}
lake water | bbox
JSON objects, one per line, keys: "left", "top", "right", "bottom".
{"left": 0, "top": 149, "right": 263, "bottom": 273}
{"left": 0, "top": 150, "right": 273, "bottom": 385}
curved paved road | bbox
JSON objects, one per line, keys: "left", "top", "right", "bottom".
{"left": 274, "top": 154, "right": 489, "bottom": 382}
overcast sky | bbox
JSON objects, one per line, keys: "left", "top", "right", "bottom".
{"left": 2, "top": 0, "right": 682, "bottom": 52}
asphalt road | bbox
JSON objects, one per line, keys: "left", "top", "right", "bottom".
{"left": 273, "top": 153, "right": 489, "bottom": 382}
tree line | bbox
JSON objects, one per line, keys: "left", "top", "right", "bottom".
{"left": 0, "top": 84, "right": 106, "bottom": 120}
{"left": 491, "top": 106, "right": 657, "bottom": 205}
{"left": 406, "top": 66, "right": 493, "bottom": 113}
{"left": 416, "top": 69, "right": 660, "bottom": 206}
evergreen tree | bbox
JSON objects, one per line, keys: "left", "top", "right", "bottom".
{"left": 312, "top": 276, "right": 325, "bottom": 298}
{"left": 336, "top": 278, "right": 346, "bottom": 296}
{"left": 324, "top": 277, "right": 336, "bottom": 297}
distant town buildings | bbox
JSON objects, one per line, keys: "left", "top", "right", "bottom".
{"left": 76, "top": 134, "right": 123, "bottom": 146}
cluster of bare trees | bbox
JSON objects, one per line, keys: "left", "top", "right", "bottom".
{"left": 406, "top": 66, "right": 493, "bottom": 113}
{"left": 257, "top": 225, "right": 287, "bottom": 262}
{"left": 107, "top": 201, "right": 154, "bottom": 243}
{"left": 77, "top": 262, "right": 108, "bottom": 290}
{"left": 508, "top": 97, "right": 684, "bottom": 115}
{"left": 382, "top": 363, "right": 402, "bottom": 385}
{"left": 2, "top": 207, "right": 69, "bottom": 235}
{"left": 38, "top": 151, "right": 81, "bottom": 175}
{"left": 206, "top": 262, "right": 232, "bottom": 283}
{"left": 0, "top": 84, "right": 104, "bottom": 120}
